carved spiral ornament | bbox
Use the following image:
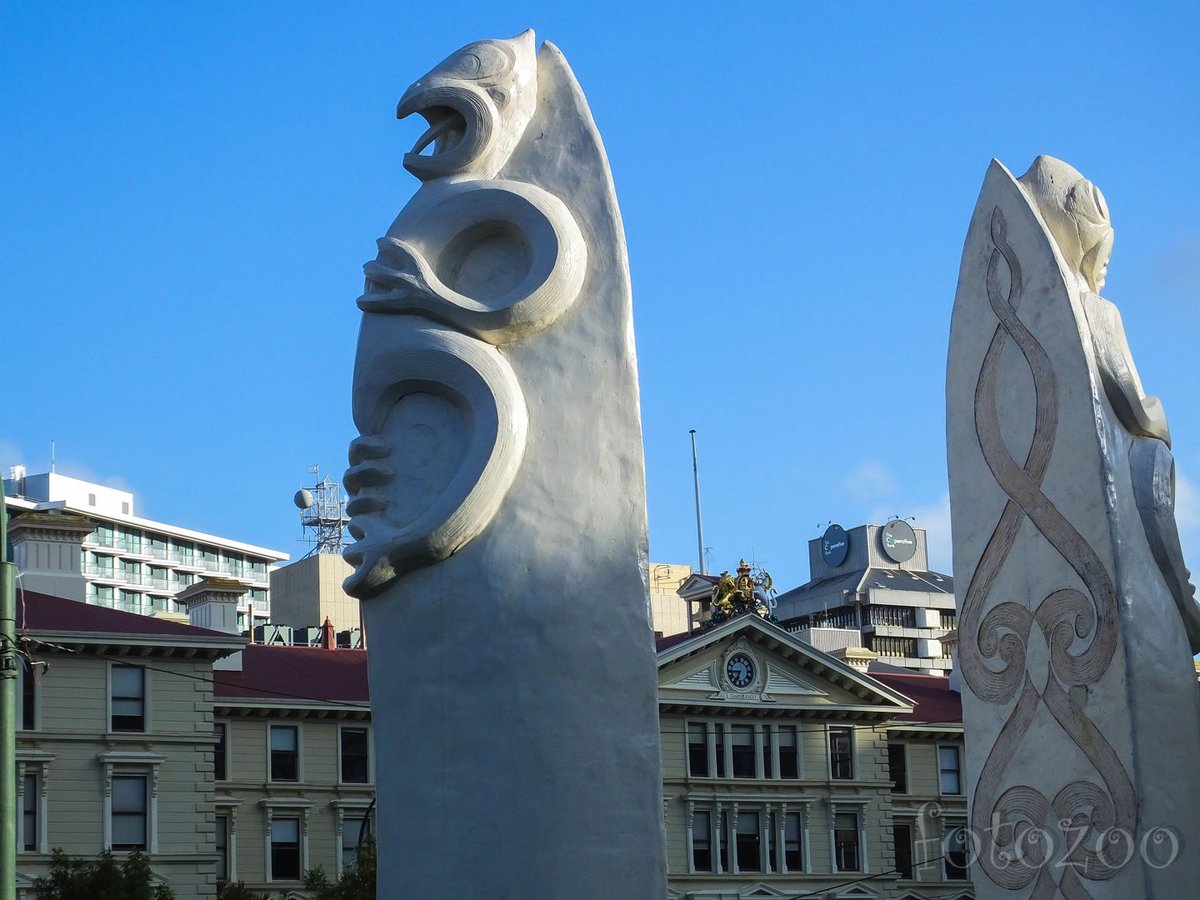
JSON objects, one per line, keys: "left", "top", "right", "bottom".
{"left": 961, "top": 208, "right": 1135, "bottom": 898}
{"left": 344, "top": 33, "right": 587, "bottom": 599}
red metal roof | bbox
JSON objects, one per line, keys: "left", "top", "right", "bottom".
{"left": 871, "top": 672, "right": 962, "bottom": 724}
{"left": 655, "top": 629, "right": 697, "bottom": 653}
{"left": 214, "top": 643, "right": 370, "bottom": 704}
{"left": 16, "top": 589, "right": 235, "bottom": 640}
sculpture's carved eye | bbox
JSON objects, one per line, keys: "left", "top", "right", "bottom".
{"left": 448, "top": 42, "right": 511, "bottom": 83}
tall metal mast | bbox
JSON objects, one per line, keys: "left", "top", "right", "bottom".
{"left": 689, "top": 429, "right": 707, "bottom": 575}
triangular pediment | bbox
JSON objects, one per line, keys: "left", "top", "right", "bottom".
{"left": 739, "top": 883, "right": 792, "bottom": 898}
{"left": 678, "top": 573, "right": 718, "bottom": 601}
{"left": 658, "top": 615, "right": 914, "bottom": 716}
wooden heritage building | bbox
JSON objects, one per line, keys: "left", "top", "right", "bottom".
{"left": 11, "top": 585, "right": 968, "bottom": 899}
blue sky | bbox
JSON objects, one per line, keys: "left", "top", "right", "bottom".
{"left": 2, "top": 3, "right": 1197, "bottom": 591}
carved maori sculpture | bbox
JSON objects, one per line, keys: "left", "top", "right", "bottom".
{"left": 947, "top": 156, "right": 1200, "bottom": 899}
{"left": 344, "top": 32, "right": 666, "bottom": 896}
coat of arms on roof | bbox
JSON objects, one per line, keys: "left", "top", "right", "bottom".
{"left": 707, "top": 559, "right": 777, "bottom": 627}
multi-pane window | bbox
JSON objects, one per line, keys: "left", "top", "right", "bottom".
{"left": 888, "top": 743, "right": 908, "bottom": 793}
{"left": 730, "top": 725, "right": 755, "bottom": 778}
{"left": 687, "top": 723, "right": 708, "bottom": 777}
{"left": 939, "top": 745, "right": 962, "bottom": 794}
{"left": 215, "top": 814, "right": 229, "bottom": 880}
{"left": 110, "top": 665, "right": 145, "bottom": 732}
{"left": 174, "top": 540, "right": 195, "bottom": 566}
{"left": 270, "top": 725, "right": 299, "bottom": 782}
{"left": 340, "top": 727, "right": 370, "bottom": 784}
{"left": 119, "top": 589, "right": 142, "bottom": 613}
{"left": 342, "top": 816, "right": 368, "bottom": 869}
{"left": 784, "top": 812, "right": 803, "bottom": 871}
{"left": 214, "top": 723, "right": 227, "bottom": 781}
{"left": 199, "top": 546, "right": 219, "bottom": 571}
{"left": 777, "top": 725, "right": 799, "bottom": 779}
{"left": 223, "top": 552, "right": 244, "bottom": 577}
{"left": 833, "top": 810, "right": 861, "bottom": 871}
{"left": 111, "top": 775, "right": 148, "bottom": 851}
{"left": 22, "top": 773, "right": 38, "bottom": 851}
{"left": 735, "top": 811, "right": 761, "bottom": 871}
{"left": 270, "top": 817, "right": 302, "bottom": 880}
{"left": 829, "top": 727, "right": 854, "bottom": 780}
{"left": 686, "top": 721, "right": 801, "bottom": 780}
{"left": 94, "top": 585, "right": 115, "bottom": 606}
{"left": 944, "top": 823, "right": 969, "bottom": 879}
{"left": 691, "top": 810, "right": 712, "bottom": 871}
{"left": 893, "top": 821, "right": 915, "bottom": 879}
{"left": 117, "top": 527, "right": 142, "bottom": 553}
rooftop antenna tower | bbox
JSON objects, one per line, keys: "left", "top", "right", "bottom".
{"left": 293, "top": 465, "right": 350, "bottom": 557}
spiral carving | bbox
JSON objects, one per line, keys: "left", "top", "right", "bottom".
{"left": 962, "top": 207, "right": 1136, "bottom": 897}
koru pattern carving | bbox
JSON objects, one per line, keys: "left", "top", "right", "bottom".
{"left": 343, "top": 33, "right": 586, "bottom": 598}
{"left": 961, "top": 207, "right": 1136, "bottom": 899}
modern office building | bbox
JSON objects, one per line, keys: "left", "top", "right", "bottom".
{"left": 4, "top": 469, "right": 288, "bottom": 625}
{"left": 773, "top": 522, "right": 956, "bottom": 674}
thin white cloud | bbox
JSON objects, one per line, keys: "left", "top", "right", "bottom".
{"left": 910, "top": 493, "right": 953, "bottom": 573}
{"left": 843, "top": 461, "right": 895, "bottom": 502}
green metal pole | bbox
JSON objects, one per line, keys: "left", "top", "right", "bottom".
{"left": 1, "top": 490, "right": 17, "bottom": 900}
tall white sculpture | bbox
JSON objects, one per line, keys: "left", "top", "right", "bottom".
{"left": 343, "top": 31, "right": 666, "bottom": 896}
{"left": 947, "top": 156, "right": 1200, "bottom": 899}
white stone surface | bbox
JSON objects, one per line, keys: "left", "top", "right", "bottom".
{"left": 947, "top": 157, "right": 1200, "bottom": 898}
{"left": 344, "top": 31, "right": 666, "bottom": 897}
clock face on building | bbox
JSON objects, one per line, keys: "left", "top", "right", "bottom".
{"left": 725, "top": 652, "right": 756, "bottom": 689}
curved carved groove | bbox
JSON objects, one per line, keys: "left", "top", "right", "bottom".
{"left": 343, "top": 322, "right": 527, "bottom": 599}
{"left": 962, "top": 205, "right": 1133, "bottom": 896}
{"left": 359, "top": 179, "right": 586, "bottom": 345}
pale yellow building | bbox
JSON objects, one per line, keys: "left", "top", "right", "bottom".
{"left": 14, "top": 590, "right": 244, "bottom": 899}
{"left": 212, "top": 641, "right": 374, "bottom": 893}
{"left": 657, "top": 613, "right": 971, "bottom": 900}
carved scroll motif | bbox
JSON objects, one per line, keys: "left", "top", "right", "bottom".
{"left": 344, "top": 32, "right": 586, "bottom": 599}
{"left": 961, "top": 208, "right": 1136, "bottom": 899}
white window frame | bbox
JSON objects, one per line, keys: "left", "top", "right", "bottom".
{"left": 776, "top": 802, "right": 811, "bottom": 873}
{"left": 892, "top": 816, "right": 917, "bottom": 880}
{"left": 829, "top": 801, "right": 869, "bottom": 873}
{"left": 827, "top": 725, "right": 855, "bottom": 780}
{"left": 687, "top": 798, "right": 812, "bottom": 875}
{"left": 772, "top": 722, "right": 802, "bottom": 780}
{"left": 685, "top": 719, "right": 803, "bottom": 781}
{"left": 213, "top": 798, "right": 242, "bottom": 883}
{"left": 98, "top": 751, "right": 165, "bottom": 852}
{"left": 332, "top": 798, "right": 375, "bottom": 877}
{"left": 267, "top": 722, "right": 303, "bottom": 783}
{"left": 686, "top": 802, "right": 719, "bottom": 874}
{"left": 888, "top": 741, "right": 909, "bottom": 794}
{"left": 337, "top": 724, "right": 372, "bottom": 785}
{"left": 938, "top": 743, "right": 963, "bottom": 796}
{"left": 214, "top": 720, "right": 229, "bottom": 782}
{"left": 16, "top": 751, "right": 54, "bottom": 855}
{"left": 726, "top": 803, "right": 769, "bottom": 874}
{"left": 107, "top": 662, "right": 149, "bottom": 734}
{"left": 943, "top": 818, "right": 970, "bottom": 880}
{"left": 261, "top": 798, "right": 313, "bottom": 882}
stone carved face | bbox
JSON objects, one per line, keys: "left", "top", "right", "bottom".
{"left": 1019, "top": 155, "right": 1114, "bottom": 293}
{"left": 398, "top": 30, "right": 538, "bottom": 182}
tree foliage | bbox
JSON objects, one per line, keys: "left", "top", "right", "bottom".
{"left": 302, "top": 835, "right": 376, "bottom": 900}
{"left": 216, "top": 881, "right": 271, "bottom": 900}
{"left": 33, "top": 849, "right": 175, "bottom": 900}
